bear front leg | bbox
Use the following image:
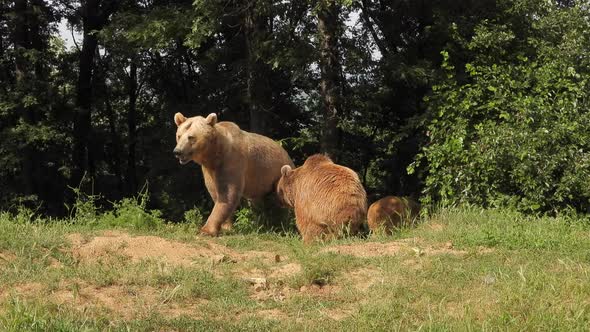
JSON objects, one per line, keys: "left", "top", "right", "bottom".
{"left": 200, "top": 200, "right": 240, "bottom": 236}
{"left": 297, "top": 220, "right": 328, "bottom": 245}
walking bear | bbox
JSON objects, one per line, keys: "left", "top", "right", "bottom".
{"left": 173, "top": 112, "right": 294, "bottom": 236}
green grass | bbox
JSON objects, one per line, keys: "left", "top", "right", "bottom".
{"left": 1, "top": 206, "right": 590, "bottom": 331}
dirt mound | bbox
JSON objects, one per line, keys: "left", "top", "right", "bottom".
{"left": 0, "top": 251, "right": 16, "bottom": 264}
{"left": 342, "top": 267, "right": 383, "bottom": 291}
{"left": 321, "top": 306, "right": 354, "bottom": 321}
{"left": 68, "top": 231, "right": 242, "bottom": 266}
{"left": 323, "top": 238, "right": 467, "bottom": 258}
{"left": 427, "top": 223, "right": 446, "bottom": 231}
{"left": 51, "top": 282, "right": 205, "bottom": 319}
{"left": 269, "top": 263, "right": 302, "bottom": 279}
{"left": 68, "top": 231, "right": 288, "bottom": 269}
{"left": 255, "top": 308, "right": 288, "bottom": 320}
{"left": 0, "top": 282, "right": 44, "bottom": 302}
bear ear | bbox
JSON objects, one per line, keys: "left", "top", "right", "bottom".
{"left": 174, "top": 112, "right": 186, "bottom": 127}
{"left": 281, "top": 165, "right": 292, "bottom": 177}
{"left": 205, "top": 113, "right": 217, "bottom": 126}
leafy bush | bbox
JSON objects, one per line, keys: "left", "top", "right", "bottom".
{"left": 417, "top": 2, "right": 590, "bottom": 213}
{"left": 183, "top": 206, "right": 205, "bottom": 227}
{"left": 66, "top": 185, "right": 164, "bottom": 230}
{"left": 67, "top": 186, "right": 101, "bottom": 225}
{"left": 233, "top": 206, "right": 263, "bottom": 234}
{"left": 101, "top": 188, "right": 164, "bottom": 230}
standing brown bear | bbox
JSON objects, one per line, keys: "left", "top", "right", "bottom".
{"left": 173, "top": 112, "right": 294, "bottom": 236}
{"left": 276, "top": 154, "right": 367, "bottom": 244}
{"left": 367, "top": 196, "right": 420, "bottom": 234}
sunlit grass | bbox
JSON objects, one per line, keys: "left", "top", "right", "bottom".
{"left": 1, "top": 206, "right": 590, "bottom": 331}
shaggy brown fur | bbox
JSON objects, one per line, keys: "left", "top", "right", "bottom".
{"left": 173, "top": 112, "right": 294, "bottom": 236}
{"left": 276, "top": 154, "right": 367, "bottom": 244}
{"left": 367, "top": 196, "right": 420, "bottom": 234}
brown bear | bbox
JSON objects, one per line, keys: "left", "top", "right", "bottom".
{"left": 367, "top": 196, "right": 420, "bottom": 234}
{"left": 173, "top": 112, "right": 294, "bottom": 236}
{"left": 276, "top": 154, "right": 367, "bottom": 244}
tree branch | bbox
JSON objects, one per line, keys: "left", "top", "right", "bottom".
{"left": 359, "top": 0, "right": 389, "bottom": 57}
{"left": 70, "top": 24, "right": 81, "bottom": 52}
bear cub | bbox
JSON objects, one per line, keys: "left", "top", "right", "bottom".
{"left": 367, "top": 196, "right": 420, "bottom": 234}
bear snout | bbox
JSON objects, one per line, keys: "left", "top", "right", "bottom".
{"left": 173, "top": 147, "right": 191, "bottom": 164}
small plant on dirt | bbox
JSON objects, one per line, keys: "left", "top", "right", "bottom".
{"left": 66, "top": 186, "right": 102, "bottom": 226}
{"left": 101, "top": 186, "right": 164, "bottom": 230}
{"left": 289, "top": 248, "right": 361, "bottom": 288}
{"left": 233, "top": 206, "right": 263, "bottom": 234}
{"left": 7, "top": 206, "right": 44, "bottom": 225}
{"left": 232, "top": 199, "right": 296, "bottom": 235}
{"left": 183, "top": 206, "right": 205, "bottom": 227}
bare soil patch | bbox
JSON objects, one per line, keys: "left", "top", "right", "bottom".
{"left": 50, "top": 281, "right": 207, "bottom": 320}
{"left": 427, "top": 223, "right": 446, "bottom": 232}
{"left": 342, "top": 267, "right": 384, "bottom": 292}
{"left": 321, "top": 305, "right": 355, "bottom": 321}
{"left": 68, "top": 231, "right": 288, "bottom": 270}
{"left": 66, "top": 233, "right": 85, "bottom": 247}
{"left": 69, "top": 231, "right": 244, "bottom": 266}
{"left": 255, "top": 308, "right": 289, "bottom": 320}
{"left": 0, "top": 282, "right": 44, "bottom": 303}
{"left": 0, "top": 251, "right": 16, "bottom": 264}
{"left": 249, "top": 281, "right": 342, "bottom": 303}
{"left": 268, "top": 263, "right": 302, "bottom": 279}
{"left": 298, "top": 283, "right": 341, "bottom": 297}
{"left": 323, "top": 238, "right": 467, "bottom": 258}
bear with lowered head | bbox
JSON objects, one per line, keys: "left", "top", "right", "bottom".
{"left": 367, "top": 196, "right": 420, "bottom": 235}
{"left": 173, "top": 112, "right": 294, "bottom": 236}
{"left": 276, "top": 154, "right": 367, "bottom": 244}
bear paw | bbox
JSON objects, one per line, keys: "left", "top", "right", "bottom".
{"left": 221, "top": 221, "right": 233, "bottom": 232}
{"left": 200, "top": 226, "right": 219, "bottom": 237}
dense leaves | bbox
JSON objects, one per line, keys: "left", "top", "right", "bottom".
{"left": 421, "top": 1, "right": 590, "bottom": 213}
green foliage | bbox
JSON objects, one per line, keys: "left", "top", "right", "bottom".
{"left": 233, "top": 198, "right": 296, "bottom": 235}
{"left": 426, "top": 205, "right": 590, "bottom": 253}
{"left": 67, "top": 186, "right": 163, "bottom": 230}
{"left": 4, "top": 0, "right": 590, "bottom": 218}
{"left": 233, "top": 206, "right": 263, "bottom": 234}
{"left": 296, "top": 251, "right": 360, "bottom": 287}
{"left": 67, "top": 186, "right": 101, "bottom": 225}
{"left": 183, "top": 206, "right": 205, "bottom": 227}
{"left": 101, "top": 190, "right": 164, "bottom": 231}
{"left": 421, "top": 2, "right": 590, "bottom": 213}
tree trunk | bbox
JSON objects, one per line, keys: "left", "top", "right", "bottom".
{"left": 359, "top": 0, "right": 389, "bottom": 57}
{"left": 245, "top": 1, "right": 272, "bottom": 135}
{"left": 72, "top": 0, "right": 100, "bottom": 185}
{"left": 13, "top": 0, "right": 36, "bottom": 196}
{"left": 317, "top": 0, "right": 343, "bottom": 161}
{"left": 72, "top": 0, "right": 118, "bottom": 185}
{"left": 104, "top": 86, "right": 123, "bottom": 195}
{"left": 14, "top": 0, "right": 49, "bottom": 197}
{"left": 126, "top": 59, "right": 138, "bottom": 195}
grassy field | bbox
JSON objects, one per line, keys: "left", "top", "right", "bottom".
{"left": 1, "top": 206, "right": 590, "bottom": 331}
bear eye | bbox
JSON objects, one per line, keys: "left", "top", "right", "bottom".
{"left": 188, "top": 135, "right": 196, "bottom": 141}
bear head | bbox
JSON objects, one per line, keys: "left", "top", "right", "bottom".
{"left": 276, "top": 164, "right": 296, "bottom": 207}
{"left": 173, "top": 112, "right": 217, "bottom": 165}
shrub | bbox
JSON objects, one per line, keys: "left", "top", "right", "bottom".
{"left": 416, "top": 3, "right": 590, "bottom": 213}
{"left": 101, "top": 188, "right": 164, "bottom": 230}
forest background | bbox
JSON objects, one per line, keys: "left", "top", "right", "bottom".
{"left": 2, "top": 0, "right": 589, "bottom": 221}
